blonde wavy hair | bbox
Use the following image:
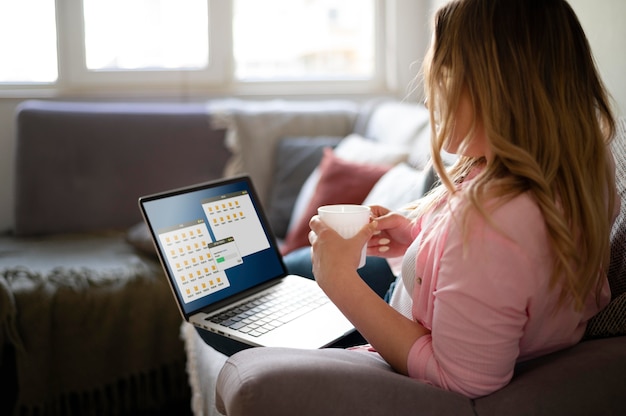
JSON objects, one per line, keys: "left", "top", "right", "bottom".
{"left": 417, "top": 0, "right": 616, "bottom": 310}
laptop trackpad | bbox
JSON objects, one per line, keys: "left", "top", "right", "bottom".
{"left": 258, "top": 303, "right": 355, "bottom": 349}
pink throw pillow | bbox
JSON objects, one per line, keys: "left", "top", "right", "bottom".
{"left": 281, "top": 148, "right": 390, "bottom": 255}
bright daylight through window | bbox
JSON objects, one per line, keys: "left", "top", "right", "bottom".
{"left": 0, "top": 0, "right": 58, "bottom": 83}
{"left": 83, "top": 0, "right": 209, "bottom": 70}
{"left": 234, "top": 0, "right": 375, "bottom": 81}
{"left": 0, "top": 0, "right": 377, "bottom": 87}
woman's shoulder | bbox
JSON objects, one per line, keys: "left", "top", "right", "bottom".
{"left": 492, "top": 191, "right": 543, "bottom": 222}
{"left": 485, "top": 191, "right": 548, "bottom": 246}
{"left": 454, "top": 190, "right": 547, "bottom": 247}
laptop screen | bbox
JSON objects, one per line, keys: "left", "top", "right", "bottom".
{"left": 139, "top": 176, "right": 286, "bottom": 318}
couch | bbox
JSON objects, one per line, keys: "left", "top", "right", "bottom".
{"left": 6, "top": 98, "right": 623, "bottom": 416}
{"left": 0, "top": 99, "right": 231, "bottom": 416}
{"left": 210, "top": 109, "right": 626, "bottom": 415}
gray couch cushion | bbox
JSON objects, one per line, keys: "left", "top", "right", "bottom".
{"left": 14, "top": 100, "right": 229, "bottom": 236}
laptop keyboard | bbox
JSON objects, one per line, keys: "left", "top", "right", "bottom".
{"left": 206, "top": 282, "right": 330, "bottom": 337}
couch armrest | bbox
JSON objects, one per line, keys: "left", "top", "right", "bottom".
{"left": 14, "top": 100, "right": 229, "bottom": 236}
{"left": 474, "top": 336, "right": 626, "bottom": 415}
{"left": 215, "top": 347, "right": 475, "bottom": 416}
{"left": 216, "top": 337, "right": 626, "bottom": 416}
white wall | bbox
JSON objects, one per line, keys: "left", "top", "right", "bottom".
{"left": 0, "top": 0, "right": 624, "bottom": 232}
{"left": 568, "top": 0, "right": 626, "bottom": 116}
{"left": 429, "top": 0, "right": 626, "bottom": 116}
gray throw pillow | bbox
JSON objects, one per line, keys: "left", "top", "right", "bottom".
{"left": 585, "top": 293, "right": 626, "bottom": 338}
{"left": 585, "top": 117, "right": 626, "bottom": 339}
{"left": 267, "top": 136, "right": 342, "bottom": 238}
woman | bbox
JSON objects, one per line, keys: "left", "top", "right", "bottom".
{"left": 308, "top": 0, "right": 618, "bottom": 398}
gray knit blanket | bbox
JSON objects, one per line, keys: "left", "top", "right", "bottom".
{"left": 0, "top": 233, "right": 188, "bottom": 416}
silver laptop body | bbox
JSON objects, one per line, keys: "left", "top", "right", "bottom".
{"left": 138, "top": 175, "right": 354, "bottom": 349}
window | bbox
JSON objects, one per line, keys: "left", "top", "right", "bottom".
{"left": 0, "top": 0, "right": 388, "bottom": 94}
{"left": 0, "top": 0, "right": 58, "bottom": 83}
{"left": 83, "top": 0, "right": 209, "bottom": 71}
{"left": 233, "top": 0, "right": 375, "bottom": 81}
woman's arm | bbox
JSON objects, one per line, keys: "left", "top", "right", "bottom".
{"left": 308, "top": 215, "right": 429, "bottom": 374}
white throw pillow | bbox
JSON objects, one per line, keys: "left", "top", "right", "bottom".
{"left": 362, "top": 163, "right": 430, "bottom": 211}
{"left": 333, "top": 133, "right": 410, "bottom": 165}
{"left": 364, "top": 101, "right": 430, "bottom": 147}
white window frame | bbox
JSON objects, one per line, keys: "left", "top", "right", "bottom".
{"left": 56, "top": 0, "right": 231, "bottom": 91}
{"left": 0, "top": 0, "right": 432, "bottom": 98}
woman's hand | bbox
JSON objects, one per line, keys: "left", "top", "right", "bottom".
{"left": 366, "top": 205, "right": 415, "bottom": 258}
{"left": 308, "top": 214, "right": 376, "bottom": 295}
{"left": 308, "top": 204, "right": 414, "bottom": 294}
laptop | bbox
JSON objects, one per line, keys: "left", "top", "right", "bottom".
{"left": 138, "top": 175, "right": 355, "bottom": 349}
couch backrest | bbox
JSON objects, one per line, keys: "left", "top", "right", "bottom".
{"left": 13, "top": 100, "right": 230, "bottom": 236}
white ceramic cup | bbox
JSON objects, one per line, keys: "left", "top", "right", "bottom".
{"left": 317, "top": 204, "right": 371, "bottom": 268}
